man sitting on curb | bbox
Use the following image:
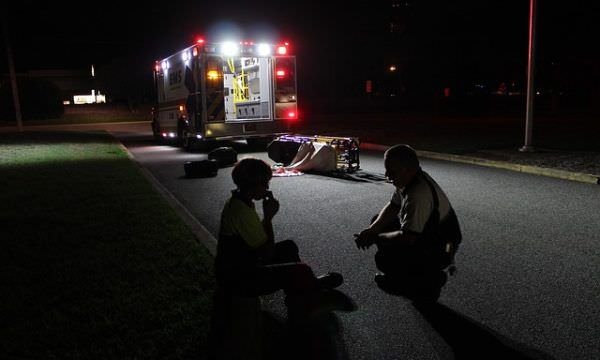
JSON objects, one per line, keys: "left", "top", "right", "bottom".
{"left": 215, "top": 158, "right": 353, "bottom": 323}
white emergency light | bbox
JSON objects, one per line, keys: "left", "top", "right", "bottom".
{"left": 256, "top": 43, "right": 271, "bottom": 56}
{"left": 221, "top": 42, "right": 239, "bottom": 56}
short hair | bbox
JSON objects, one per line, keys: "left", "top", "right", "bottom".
{"left": 231, "top": 158, "right": 272, "bottom": 189}
{"left": 384, "top": 144, "right": 419, "bottom": 169}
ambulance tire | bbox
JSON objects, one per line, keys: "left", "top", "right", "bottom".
{"left": 184, "top": 159, "right": 219, "bottom": 178}
{"left": 208, "top": 147, "right": 238, "bottom": 167}
{"left": 151, "top": 121, "right": 162, "bottom": 143}
{"left": 176, "top": 118, "right": 189, "bottom": 148}
{"left": 182, "top": 131, "right": 194, "bottom": 151}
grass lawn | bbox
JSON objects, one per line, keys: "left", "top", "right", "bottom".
{"left": 0, "top": 103, "right": 151, "bottom": 127}
{"left": 0, "top": 131, "right": 216, "bottom": 359}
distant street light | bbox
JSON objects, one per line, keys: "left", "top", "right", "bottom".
{"left": 2, "top": 15, "right": 23, "bottom": 132}
{"left": 520, "top": 0, "right": 537, "bottom": 152}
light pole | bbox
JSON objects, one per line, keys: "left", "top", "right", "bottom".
{"left": 520, "top": 0, "right": 537, "bottom": 152}
{"left": 2, "top": 14, "right": 23, "bottom": 132}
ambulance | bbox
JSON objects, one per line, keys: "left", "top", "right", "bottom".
{"left": 151, "top": 38, "right": 298, "bottom": 149}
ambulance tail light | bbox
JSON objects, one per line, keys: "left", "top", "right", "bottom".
{"left": 276, "top": 69, "right": 286, "bottom": 79}
{"left": 274, "top": 56, "right": 297, "bottom": 120}
{"left": 276, "top": 42, "right": 290, "bottom": 55}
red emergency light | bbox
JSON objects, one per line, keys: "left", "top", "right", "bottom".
{"left": 196, "top": 37, "right": 205, "bottom": 44}
{"left": 276, "top": 69, "right": 286, "bottom": 79}
{"left": 287, "top": 111, "right": 297, "bottom": 119}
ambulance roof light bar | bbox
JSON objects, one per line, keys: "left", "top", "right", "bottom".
{"left": 185, "top": 37, "right": 291, "bottom": 56}
{"left": 256, "top": 43, "right": 271, "bottom": 56}
{"left": 221, "top": 41, "right": 239, "bottom": 56}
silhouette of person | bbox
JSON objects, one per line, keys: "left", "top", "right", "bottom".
{"left": 354, "top": 144, "right": 461, "bottom": 302}
{"left": 211, "top": 158, "right": 352, "bottom": 359}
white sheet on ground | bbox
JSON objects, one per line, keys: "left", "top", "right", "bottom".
{"left": 285, "top": 141, "right": 336, "bottom": 172}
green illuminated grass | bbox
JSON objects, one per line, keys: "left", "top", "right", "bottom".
{"left": 0, "top": 131, "right": 215, "bottom": 359}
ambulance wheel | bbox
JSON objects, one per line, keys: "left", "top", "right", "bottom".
{"left": 151, "top": 122, "right": 162, "bottom": 143}
{"left": 182, "top": 132, "right": 195, "bottom": 151}
{"left": 176, "top": 118, "right": 188, "bottom": 148}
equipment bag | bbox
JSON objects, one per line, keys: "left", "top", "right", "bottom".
{"left": 184, "top": 159, "right": 219, "bottom": 178}
{"left": 208, "top": 147, "right": 238, "bottom": 167}
{"left": 267, "top": 139, "right": 302, "bottom": 165}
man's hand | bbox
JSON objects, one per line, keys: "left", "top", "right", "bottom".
{"left": 354, "top": 228, "right": 378, "bottom": 250}
{"left": 262, "top": 191, "right": 280, "bottom": 221}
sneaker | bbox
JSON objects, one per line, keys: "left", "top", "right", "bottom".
{"left": 374, "top": 273, "right": 407, "bottom": 296}
{"left": 316, "top": 272, "right": 344, "bottom": 289}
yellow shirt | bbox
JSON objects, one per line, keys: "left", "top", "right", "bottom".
{"left": 220, "top": 196, "right": 268, "bottom": 249}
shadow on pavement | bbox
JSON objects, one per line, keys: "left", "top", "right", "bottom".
{"left": 261, "top": 310, "right": 350, "bottom": 360}
{"left": 208, "top": 288, "right": 355, "bottom": 360}
{"left": 305, "top": 170, "right": 388, "bottom": 183}
{"left": 414, "top": 302, "right": 556, "bottom": 360}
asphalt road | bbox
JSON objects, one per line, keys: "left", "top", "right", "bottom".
{"left": 111, "top": 123, "right": 600, "bottom": 360}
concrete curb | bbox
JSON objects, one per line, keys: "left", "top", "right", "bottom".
{"left": 361, "top": 142, "right": 600, "bottom": 185}
{"left": 117, "top": 142, "right": 218, "bottom": 256}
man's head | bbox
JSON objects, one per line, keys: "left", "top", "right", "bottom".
{"left": 384, "top": 144, "right": 420, "bottom": 188}
{"left": 232, "top": 158, "right": 272, "bottom": 200}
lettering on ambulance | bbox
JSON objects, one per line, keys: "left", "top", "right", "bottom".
{"left": 164, "top": 61, "right": 189, "bottom": 102}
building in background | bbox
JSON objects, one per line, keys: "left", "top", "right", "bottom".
{"left": 25, "top": 65, "right": 106, "bottom": 105}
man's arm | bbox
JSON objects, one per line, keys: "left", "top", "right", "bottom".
{"left": 355, "top": 201, "right": 401, "bottom": 250}
{"left": 257, "top": 191, "right": 279, "bottom": 260}
{"left": 376, "top": 229, "right": 418, "bottom": 247}
{"left": 370, "top": 201, "right": 401, "bottom": 233}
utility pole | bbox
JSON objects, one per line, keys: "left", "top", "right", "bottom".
{"left": 2, "top": 15, "right": 23, "bottom": 131}
{"left": 520, "top": 0, "right": 537, "bottom": 152}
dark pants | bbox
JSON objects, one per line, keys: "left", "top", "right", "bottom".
{"left": 222, "top": 240, "right": 319, "bottom": 298}
{"left": 372, "top": 215, "right": 444, "bottom": 295}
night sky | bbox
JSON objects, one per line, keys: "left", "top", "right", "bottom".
{"left": 2, "top": 1, "right": 599, "bottom": 102}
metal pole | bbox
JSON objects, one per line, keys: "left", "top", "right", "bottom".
{"left": 2, "top": 16, "right": 23, "bottom": 132}
{"left": 520, "top": 0, "right": 537, "bottom": 152}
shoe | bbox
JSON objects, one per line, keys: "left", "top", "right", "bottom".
{"left": 374, "top": 273, "right": 407, "bottom": 296}
{"left": 316, "top": 272, "right": 344, "bottom": 289}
